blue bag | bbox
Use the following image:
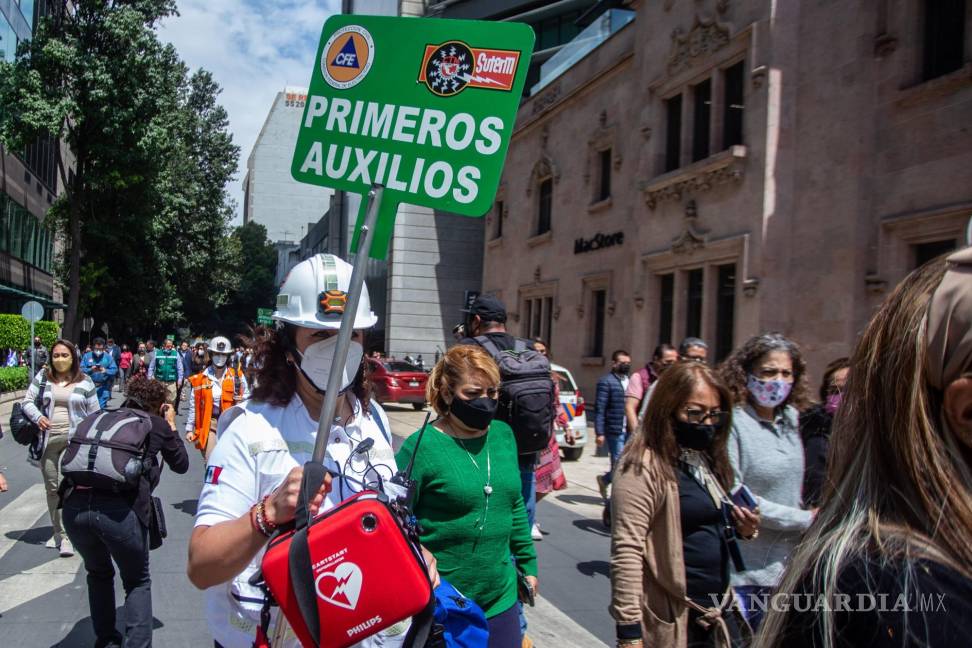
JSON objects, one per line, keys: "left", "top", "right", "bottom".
{"left": 433, "top": 579, "right": 489, "bottom": 648}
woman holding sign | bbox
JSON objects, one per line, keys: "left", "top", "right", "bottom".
{"left": 187, "top": 254, "right": 434, "bottom": 648}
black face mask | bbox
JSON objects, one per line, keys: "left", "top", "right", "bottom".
{"left": 616, "top": 363, "right": 631, "bottom": 376}
{"left": 672, "top": 419, "right": 718, "bottom": 451}
{"left": 449, "top": 395, "right": 497, "bottom": 431}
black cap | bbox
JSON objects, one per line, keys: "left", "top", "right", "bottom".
{"left": 463, "top": 294, "right": 507, "bottom": 323}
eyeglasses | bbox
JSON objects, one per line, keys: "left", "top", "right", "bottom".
{"left": 682, "top": 407, "right": 728, "bottom": 426}
{"left": 680, "top": 355, "right": 706, "bottom": 363}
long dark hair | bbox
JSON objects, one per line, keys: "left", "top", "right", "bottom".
{"left": 620, "top": 361, "right": 735, "bottom": 491}
{"left": 46, "top": 339, "right": 84, "bottom": 384}
{"left": 242, "top": 325, "right": 372, "bottom": 412}
{"left": 720, "top": 332, "right": 810, "bottom": 410}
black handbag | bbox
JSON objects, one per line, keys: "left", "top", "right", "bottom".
{"left": 10, "top": 373, "right": 46, "bottom": 446}
{"left": 149, "top": 496, "right": 167, "bottom": 550}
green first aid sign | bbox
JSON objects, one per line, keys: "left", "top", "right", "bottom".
{"left": 292, "top": 15, "right": 535, "bottom": 258}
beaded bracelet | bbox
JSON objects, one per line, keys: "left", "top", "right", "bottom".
{"left": 259, "top": 496, "right": 278, "bottom": 531}
{"left": 249, "top": 504, "right": 267, "bottom": 537}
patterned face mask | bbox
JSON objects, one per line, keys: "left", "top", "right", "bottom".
{"left": 747, "top": 374, "right": 793, "bottom": 409}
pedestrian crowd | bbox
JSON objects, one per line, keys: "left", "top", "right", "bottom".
{"left": 0, "top": 247, "right": 969, "bottom": 648}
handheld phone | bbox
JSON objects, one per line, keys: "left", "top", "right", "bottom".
{"left": 731, "top": 484, "right": 758, "bottom": 510}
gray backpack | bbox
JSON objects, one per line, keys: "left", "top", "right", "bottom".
{"left": 475, "top": 336, "right": 555, "bottom": 455}
{"left": 61, "top": 408, "right": 153, "bottom": 491}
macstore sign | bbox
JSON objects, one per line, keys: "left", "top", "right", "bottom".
{"left": 574, "top": 231, "right": 624, "bottom": 254}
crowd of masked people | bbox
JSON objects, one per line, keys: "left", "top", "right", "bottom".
{"left": 3, "top": 246, "right": 970, "bottom": 648}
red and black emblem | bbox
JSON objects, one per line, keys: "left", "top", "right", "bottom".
{"left": 422, "top": 41, "right": 473, "bottom": 96}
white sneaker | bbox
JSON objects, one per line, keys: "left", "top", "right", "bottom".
{"left": 59, "top": 538, "right": 74, "bottom": 557}
{"left": 531, "top": 523, "right": 543, "bottom": 541}
{"left": 45, "top": 535, "right": 61, "bottom": 549}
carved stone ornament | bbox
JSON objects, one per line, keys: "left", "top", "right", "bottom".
{"left": 526, "top": 155, "right": 561, "bottom": 196}
{"left": 644, "top": 150, "right": 745, "bottom": 210}
{"left": 532, "top": 83, "right": 562, "bottom": 116}
{"left": 671, "top": 200, "right": 709, "bottom": 255}
{"left": 607, "top": 301, "right": 617, "bottom": 317}
{"left": 534, "top": 266, "right": 542, "bottom": 282}
{"left": 576, "top": 304, "right": 585, "bottom": 319}
{"left": 668, "top": 16, "right": 731, "bottom": 75}
{"left": 553, "top": 305, "right": 561, "bottom": 320}
{"left": 751, "top": 65, "right": 767, "bottom": 89}
{"left": 742, "top": 278, "right": 760, "bottom": 297}
{"left": 510, "top": 311, "right": 520, "bottom": 322}
{"left": 633, "top": 296, "right": 645, "bottom": 309}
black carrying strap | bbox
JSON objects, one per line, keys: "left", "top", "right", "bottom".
{"left": 288, "top": 460, "right": 328, "bottom": 646}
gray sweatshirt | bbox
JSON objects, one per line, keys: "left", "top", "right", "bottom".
{"left": 728, "top": 404, "right": 813, "bottom": 588}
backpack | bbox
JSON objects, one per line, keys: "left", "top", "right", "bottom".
{"left": 474, "top": 336, "right": 555, "bottom": 455}
{"left": 60, "top": 407, "right": 154, "bottom": 491}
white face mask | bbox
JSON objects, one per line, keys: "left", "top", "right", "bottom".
{"left": 212, "top": 353, "right": 228, "bottom": 367}
{"left": 296, "top": 336, "right": 363, "bottom": 393}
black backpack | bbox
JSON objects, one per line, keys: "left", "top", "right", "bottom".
{"left": 474, "top": 336, "right": 555, "bottom": 455}
{"left": 61, "top": 407, "right": 154, "bottom": 491}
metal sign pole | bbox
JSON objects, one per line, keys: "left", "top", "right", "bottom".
{"left": 311, "top": 185, "right": 385, "bottom": 464}
{"left": 30, "top": 319, "right": 35, "bottom": 379}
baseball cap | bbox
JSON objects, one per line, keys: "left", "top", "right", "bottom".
{"left": 463, "top": 294, "right": 507, "bottom": 323}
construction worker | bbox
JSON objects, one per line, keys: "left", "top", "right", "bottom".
{"left": 185, "top": 336, "right": 250, "bottom": 460}
{"left": 148, "top": 338, "right": 184, "bottom": 405}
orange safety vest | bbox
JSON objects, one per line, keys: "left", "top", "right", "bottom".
{"left": 187, "top": 368, "right": 242, "bottom": 451}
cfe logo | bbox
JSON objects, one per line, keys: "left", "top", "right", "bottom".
{"left": 419, "top": 41, "right": 521, "bottom": 96}
{"left": 316, "top": 561, "right": 364, "bottom": 610}
{"left": 322, "top": 25, "right": 375, "bottom": 90}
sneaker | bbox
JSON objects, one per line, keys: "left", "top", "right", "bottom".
{"left": 596, "top": 474, "right": 609, "bottom": 500}
{"left": 531, "top": 523, "right": 543, "bottom": 541}
{"left": 45, "top": 535, "right": 61, "bottom": 550}
{"left": 59, "top": 538, "right": 74, "bottom": 557}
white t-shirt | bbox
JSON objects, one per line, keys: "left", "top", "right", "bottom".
{"left": 195, "top": 394, "right": 406, "bottom": 648}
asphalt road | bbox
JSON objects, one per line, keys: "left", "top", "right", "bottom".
{"left": 0, "top": 392, "right": 614, "bottom": 647}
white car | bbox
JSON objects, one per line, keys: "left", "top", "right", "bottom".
{"left": 551, "top": 362, "right": 588, "bottom": 461}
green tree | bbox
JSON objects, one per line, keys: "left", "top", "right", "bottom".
{"left": 210, "top": 222, "right": 277, "bottom": 337}
{"left": 0, "top": 1, "right": 239, "bottom": 342}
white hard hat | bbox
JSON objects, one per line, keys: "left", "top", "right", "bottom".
{"left": 273, "top": 254, "right": 377, "bottom": 330}
{"left": 208, "top": 336, "right": 232, "bottom": 354}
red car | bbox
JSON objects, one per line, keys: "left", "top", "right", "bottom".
{"left": 368, "top": 359, "right": 428, "bottom": 410}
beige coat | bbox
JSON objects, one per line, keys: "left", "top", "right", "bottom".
{"left": 609, "top": 447, "right": 745, "bottom": 648}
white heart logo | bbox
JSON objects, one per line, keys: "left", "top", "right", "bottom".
{"left": 315, "top": 561, "right": 363, "bottom": 610}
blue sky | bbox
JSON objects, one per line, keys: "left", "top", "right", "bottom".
{"left": 158, "top": 0, "right": 340, "bottom": 225}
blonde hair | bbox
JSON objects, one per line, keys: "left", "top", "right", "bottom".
{"left": 427, "top": 345, "right": 500, "bottom": 416}
{"left": 755, "top": 255, "right": 972, "bottom": 648}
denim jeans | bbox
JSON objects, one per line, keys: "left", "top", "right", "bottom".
{"left": 601, "top": 432, "right": 629, "bottom": 486}
{"left": 518, "top": 458, "right": 537, "bottom": 529}
{"left": 63, "top": 489, "right": 152, "bottom": 648}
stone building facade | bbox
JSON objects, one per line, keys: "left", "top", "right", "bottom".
{"left": 484, "top": 0, "right": 972, "bottom": 398}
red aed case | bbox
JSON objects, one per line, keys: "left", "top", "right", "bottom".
{"left": 261, "top": 491, "right": 432, "bottom": 648}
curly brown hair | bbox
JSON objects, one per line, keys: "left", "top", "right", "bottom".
{"left": 124, "top": 374, "right": 167, "bottom": 413}
{"left": 620, "top": 361, "right": 735, "bottom": 491}
{"left": 719, "top": 332, "right": 810, "bottom": 410}
{"left": 242, "top": 325, "right": 372, "bottom": 411}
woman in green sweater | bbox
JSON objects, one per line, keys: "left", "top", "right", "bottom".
{"left": 396, "top": 344, "right": 538, "bottom": 647}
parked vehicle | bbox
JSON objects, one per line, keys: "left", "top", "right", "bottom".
{"left": 368, "top": 359, "right": 428, "bottom": 410}
{"left": 551, "top": 362, "right": 588, "bottom": 460}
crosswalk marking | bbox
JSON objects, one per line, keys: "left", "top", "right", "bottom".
{"left": 0, "top": 484, "right": 47, "bottom": 564}
{"left": 525, "top": 595, "right": 609, "bottom": 648}
{"left": 0, "top": 483, "right": 83, "bottom": 615}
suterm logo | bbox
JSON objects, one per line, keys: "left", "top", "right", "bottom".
{"left": 322, "top": 25, "right": 375, "bottom": 90}
{"left": 418, "top": 41, "right": 521, "bottom": 96}
{"left": 316, "top": 561, "right": 364, "bottom": 610}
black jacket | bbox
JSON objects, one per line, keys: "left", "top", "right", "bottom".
{"left": 799, "top": 404, "right": 832, "bottom": 508}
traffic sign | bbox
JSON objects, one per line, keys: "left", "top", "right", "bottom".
{"left": 257, "top": 307, "right": 274, "bottom": 326}
{"left": 292, "top": 15, "right": 534, "bottom": 259}
{"left": 20, "top": 301, "right": 43, "bottom": 323}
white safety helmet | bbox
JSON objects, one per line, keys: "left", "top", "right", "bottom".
{"left": 208, "top": 336, "right": 233, "bottom": 354}
{"left": 272, "top": 254, "right": 377, "bottom": 330}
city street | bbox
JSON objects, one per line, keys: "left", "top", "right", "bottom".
{"left": 0, "top": 393, "right": 614, "bottom": 646}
